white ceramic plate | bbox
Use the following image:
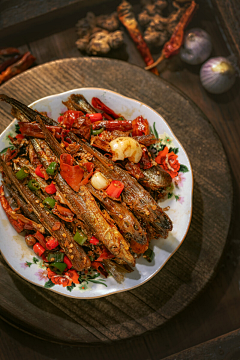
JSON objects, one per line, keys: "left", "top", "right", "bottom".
{"left": 0, "top": 88, "right": 193, "bottom": 298}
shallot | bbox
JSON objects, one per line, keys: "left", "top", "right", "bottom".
{"left": 200, "top": 57, "right": 236, "bottom": 94}
{"left": 180, "top": 28, "right": 212, "bottom": 65}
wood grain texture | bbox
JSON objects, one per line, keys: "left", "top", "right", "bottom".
{"left": 211, "top": 0, "right": 240, "bottom": 66}
{"left": 0, "top": 57, "right": 232, "bottom": 344}
{"left": 162, "top": 328, "right": 240, "bottom": 360}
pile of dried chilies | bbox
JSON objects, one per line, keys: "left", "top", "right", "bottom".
{"left": 0, "top": 93, "right": 173, "bottom": 285}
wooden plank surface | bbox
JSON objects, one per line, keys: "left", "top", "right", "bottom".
{"left": 162, "top": 328, "right": 240, "bottom": 360}
{"left": 0, "top": 0, "right": 240, "bottom": 359}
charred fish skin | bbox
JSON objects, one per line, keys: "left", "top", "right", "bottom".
{"left": 0, "top": 157, "right": 91, "bottom": 271}
{"left": 140, "top": 165, "right": 172, "bottom": 191}
{"left": 86, "top": 183, "right": 147, "bottom": 245}
{"left": 0, "top": 94, "right": 172, "bottom": 235}
{"left": 30, "top": 130, "right": 135, "bottom": 267}
{"left": 4, "top": 182, "right": 40, "bottom": 224}
{"left": 67, "top": 94, "right": 96, "bottom": 114}
{"left": 88, "top": 152, "right": 172, "bottom": 237}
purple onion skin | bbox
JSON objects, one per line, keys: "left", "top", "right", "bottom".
{"left": 180, "top": 28, "right": 212, "bottom": 65}
{"left": 200, "top": 57, "right": 236, "bottom": 94}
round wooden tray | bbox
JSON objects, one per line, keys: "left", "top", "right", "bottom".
{"left": 0, "top": 58, "right": 232, "bottom": 344}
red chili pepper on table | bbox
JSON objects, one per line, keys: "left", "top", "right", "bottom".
{"left": 106, "top": 180, "right": 125, "bottom": 198}
{"left": 117, "top": 1, "right": 159, "bottom": 75}
{"left": 145, "top": 1, "right": 197, "bottom": 70}
{"left": 0, "top": 52, "right": 36, "bottom": 85}
{"left": 92, "top": 97, "right": 120, "bottom": 119}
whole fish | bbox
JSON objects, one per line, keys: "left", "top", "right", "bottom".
{"left": 31, "top": 136, "right": 135, "bottom": 267}
{"left": 0, "top": 94, "right": 172, "bottom": 238}
{"left": 0, "top": 157, "right": 91, "bottom": 271}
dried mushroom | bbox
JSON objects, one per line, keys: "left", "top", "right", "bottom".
{"left": 138, "top": 0, "right": 191, "bottom": 48}
{"left": 75, "top": 12, "right": 124, "bottom": 55}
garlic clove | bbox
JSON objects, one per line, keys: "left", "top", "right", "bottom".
{"left": 109, "top": 137, "right": 143, "bottom": 163}
{"left": 91, "top": 172, "right": 110, "bottom": 190}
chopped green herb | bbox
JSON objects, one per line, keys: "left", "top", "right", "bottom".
{"left": 25, "top": 261, "right": 32, "bottom": 267}
{"left": 179, "top": 164, "right": 189, "bottom": 173}
{"left": 175, "top": 195, "right": 180, "bottom": 201}
{"left": 168, "top": 192, "right": 173, "bottom": 199}
{"left": 33, "top": 257, "right": 39, "bottom": 264}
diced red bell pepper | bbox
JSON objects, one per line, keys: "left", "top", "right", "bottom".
{"left": 35, "top": 165, "right": 45, "bottom": 178}
{"left": 16, "top": 134, "right": 24, "bottom": 140}
{"left": 86, "top": 113, "right": 103, "bottom": 122}
{"left": 106, "top": 180, "right": 124, "bottom": 198}
{"left": 90, "top": 236, "right": 99, "bottom": 245}
{"left": 64, "top": 255, "right": 73, "bottom": 269}
{"left": 45, "top": 182, "right": 57, "bottom": 195}
{"left": 46, "top": 237, "right": 59, "bottom": 250}
{"left": 33, "top": 231, "right": 47, "bottom": 249}
{"left": 33, "top": 243, "right": 45, "bottom": 257}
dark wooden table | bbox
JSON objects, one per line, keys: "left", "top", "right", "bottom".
{"left": 1, "top": 1, "right": 240, "bottom": 359}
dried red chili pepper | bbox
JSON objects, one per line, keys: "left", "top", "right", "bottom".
{"left": 140, "top": 147, "right": 153, "bottom": 170}
{"left": 60, "top": 153, "right": 84, "bottom": 192}
{"left": 0, "top": 52, "right": 36, "bottom": 84}
{"left": 146, "top": 1, "right": 197, "bottom": 70}
{"left": 117, "top": 1, "right": 159, "bottom": 75}
{"left": 92, "top": 97, "right": 120, "bottom": 119}
{"left": 132, "top": 116, "right": 150, "bottom": 136}
{"left": 92, "top": 120, "right": 133, "bottom": 132}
